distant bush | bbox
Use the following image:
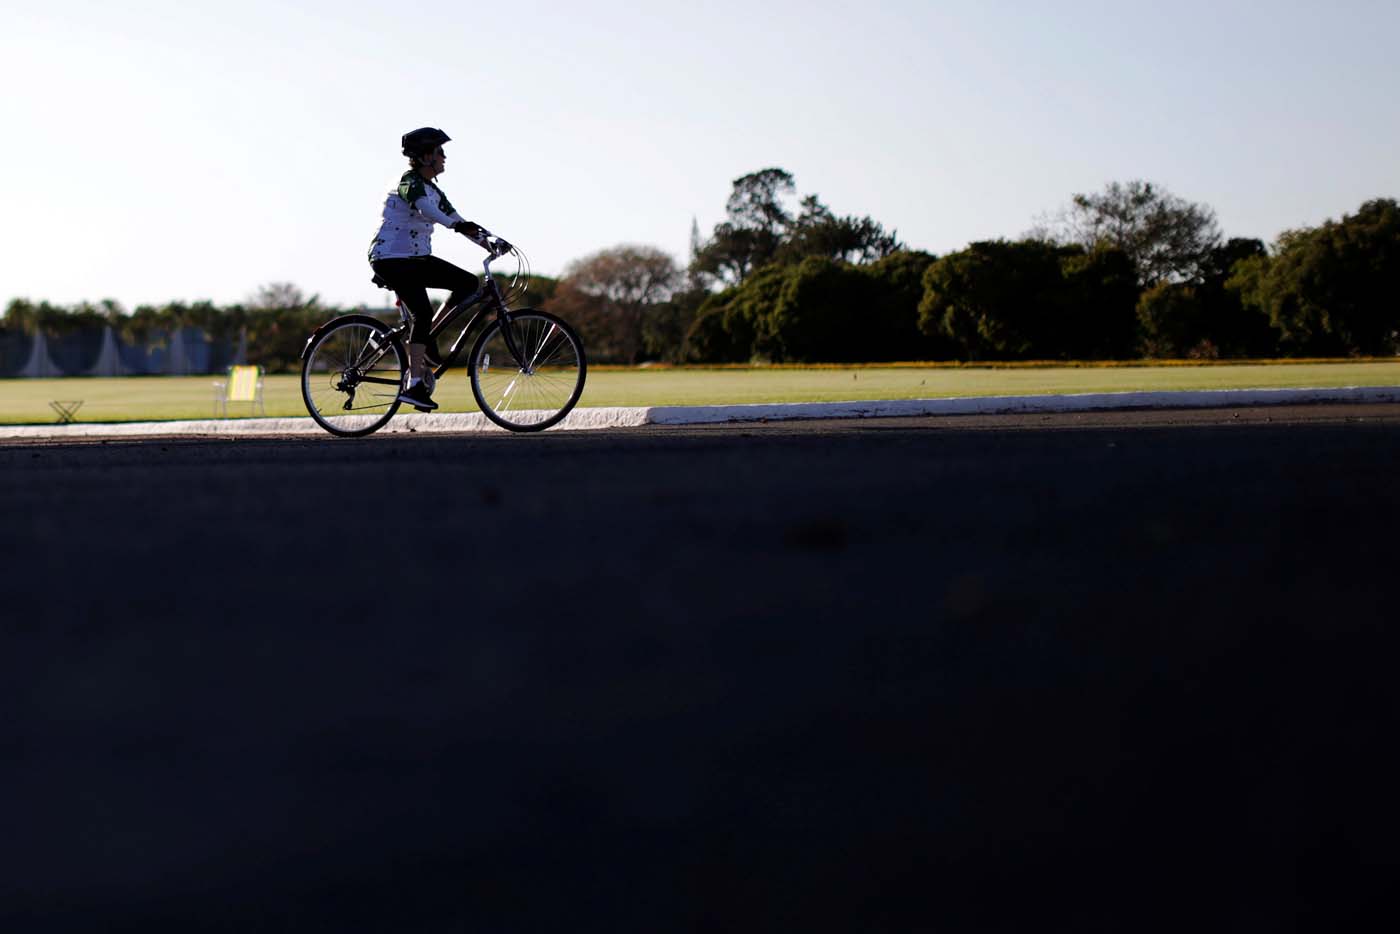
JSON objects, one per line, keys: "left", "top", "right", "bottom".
{"left": 918, "top": 241, "right": 1165, "bottom": 361}
{"left": 761, "top": 257, "right": 866, "bottom": 361}
{"left": 683, "top": 265, "right": 790, "bottom": 363}
{"left": 1133, "top": 241, "right": 1277, "bottom": 359}
{"left": 1137, "top": 282, "right": 1207, "bottom": 358}
{"left": 680, "top": 251, "right": 942, "bottom": 364}
{"left": 1229, "top": 199, "right": 1400, "bottom": 356}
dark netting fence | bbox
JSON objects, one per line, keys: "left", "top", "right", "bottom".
{"left": 0, "top": 327, "right": 243, "bottom": 378}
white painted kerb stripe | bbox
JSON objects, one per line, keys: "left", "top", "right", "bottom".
{"left": 644, "top": 386, "right": 1400, "bottom": 424}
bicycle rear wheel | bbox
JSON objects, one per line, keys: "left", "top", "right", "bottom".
{"left": 469, "top": 309, "right": 586, "bottom": 432}
{"left": 301, "top": 316, "right": 406, "bottom": 437}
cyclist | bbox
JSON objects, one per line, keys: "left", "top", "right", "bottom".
{"left": 368, "top": 126, "right": 509, "bottom": 411}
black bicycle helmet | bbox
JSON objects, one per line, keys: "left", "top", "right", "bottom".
{"left": 401, "top": 127, "right": 451, "bottom": 157}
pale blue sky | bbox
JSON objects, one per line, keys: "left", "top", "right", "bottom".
{"left": 2, "top": 0, "right": 1397, "bottom": 309}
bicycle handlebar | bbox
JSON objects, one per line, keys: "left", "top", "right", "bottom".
{"left": 470, "top": 233, "right": 528, "bottom": 306}
{"left": 480, "top": 239, "right": 516, "bottom": 278}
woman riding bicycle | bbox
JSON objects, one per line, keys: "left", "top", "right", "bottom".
{"left": 368, "top": 126, "right": 509, "bottom": 411}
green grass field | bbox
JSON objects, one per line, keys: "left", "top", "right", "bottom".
{"left": 3, "top": 361, "right": 1399, "bottom": 425}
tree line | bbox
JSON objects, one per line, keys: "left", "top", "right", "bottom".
{"left": 5, "top": 173, "right": 1398, "bottom": 371}
{"left": 559, "top": 173, "right": 1400, "bottom": 364}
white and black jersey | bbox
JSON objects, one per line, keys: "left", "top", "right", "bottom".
{"left": 367, "top": 171, "right": 466, "bottom": 261}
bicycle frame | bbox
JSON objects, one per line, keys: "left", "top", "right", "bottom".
{"left": 386, "top": 250, "right": 526, "bottom": 377}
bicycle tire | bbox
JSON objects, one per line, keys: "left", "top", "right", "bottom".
{"left": 301, "top": 315, "right": 407, "bottom": 437}
{"left": 468, "top": 309, "right": 586, "bottom": 432}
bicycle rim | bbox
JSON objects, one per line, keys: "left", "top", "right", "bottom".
{"left": 301, "top": 319, "right": 405, "bottom": 437}
{"left": 470, "top": 311, "right": 586, "bottom": 432}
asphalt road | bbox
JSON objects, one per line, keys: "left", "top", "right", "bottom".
{"left": 5, "top": 406, "right": 1400, "bottom": 931}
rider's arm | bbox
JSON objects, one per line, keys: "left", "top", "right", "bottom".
{"left": 411, "top": 193, "right": 464, "bottom": 228}
{"left": 415, "top": 193, "right": 501, "bottom": 250}
{"left": 398, "top": 174, "right": 466, "bottom": 229}
{"left": 399, "top": 178, "right": 496, "bottom": 249}
{"left": 415, "top": 196, "right": 502, "bottom": 251}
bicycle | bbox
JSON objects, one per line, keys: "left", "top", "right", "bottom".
{"left": 299, "top": 242, "right": 586, "bottom": 437}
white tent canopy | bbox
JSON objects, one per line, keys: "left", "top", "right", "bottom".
{"left": 17, "top": 330, "right": 60, "bottom": 378}
{"left": 85, "top": 327, "right": 133, "bottom": 377}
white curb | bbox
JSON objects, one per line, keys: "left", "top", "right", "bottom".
{"left": 643, "top": 386, "right": 1400, "bottom": 424}
{"left": 3, "top": 386, "right": 1399, "bottom": 440}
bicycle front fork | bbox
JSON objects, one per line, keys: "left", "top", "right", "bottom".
{"left": 495, "top": 308, "right": 529, "bottom": 372}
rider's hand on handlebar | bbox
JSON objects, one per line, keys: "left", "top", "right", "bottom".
{"left": 453, "top": 221, "right": 485, "bottom": 240}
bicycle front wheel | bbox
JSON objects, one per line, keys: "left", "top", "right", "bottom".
{"left": 469, "top": 310, "right": 586, "bottom": 432}
{"left": 301, "top": 316, "right": 406, "bottom": 437}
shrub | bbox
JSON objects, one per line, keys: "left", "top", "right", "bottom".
{"left": 1229, "top": 200, "right": 1400, "bottom": 357}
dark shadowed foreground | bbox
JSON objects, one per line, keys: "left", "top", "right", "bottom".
{"left": 4, "top": 408, "right": 1399, "bottom": 931}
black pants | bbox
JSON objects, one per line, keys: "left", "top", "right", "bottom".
{"left": 371, "top": 256, "right": 479, "bottom": 345}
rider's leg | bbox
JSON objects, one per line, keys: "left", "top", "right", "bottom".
{"left": 370, "top": 259, "right": 435, "bottom": 387}
{"left": 372, "top": 256, "right": 476, "bottom": 392}
{"left": 369, "top": 260, "right": 438, "bottom": 409}
{"left": 405, "top": 312, "right": 435, "bottom": 396}
{"left": 418, "top": 257, "right": 481, "bottom": 356}
{"left": 418, "top": 256, "right": 480, "bottom": 312}
{"left": 408, "top": 343, "right": 428, "bottom": 383}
